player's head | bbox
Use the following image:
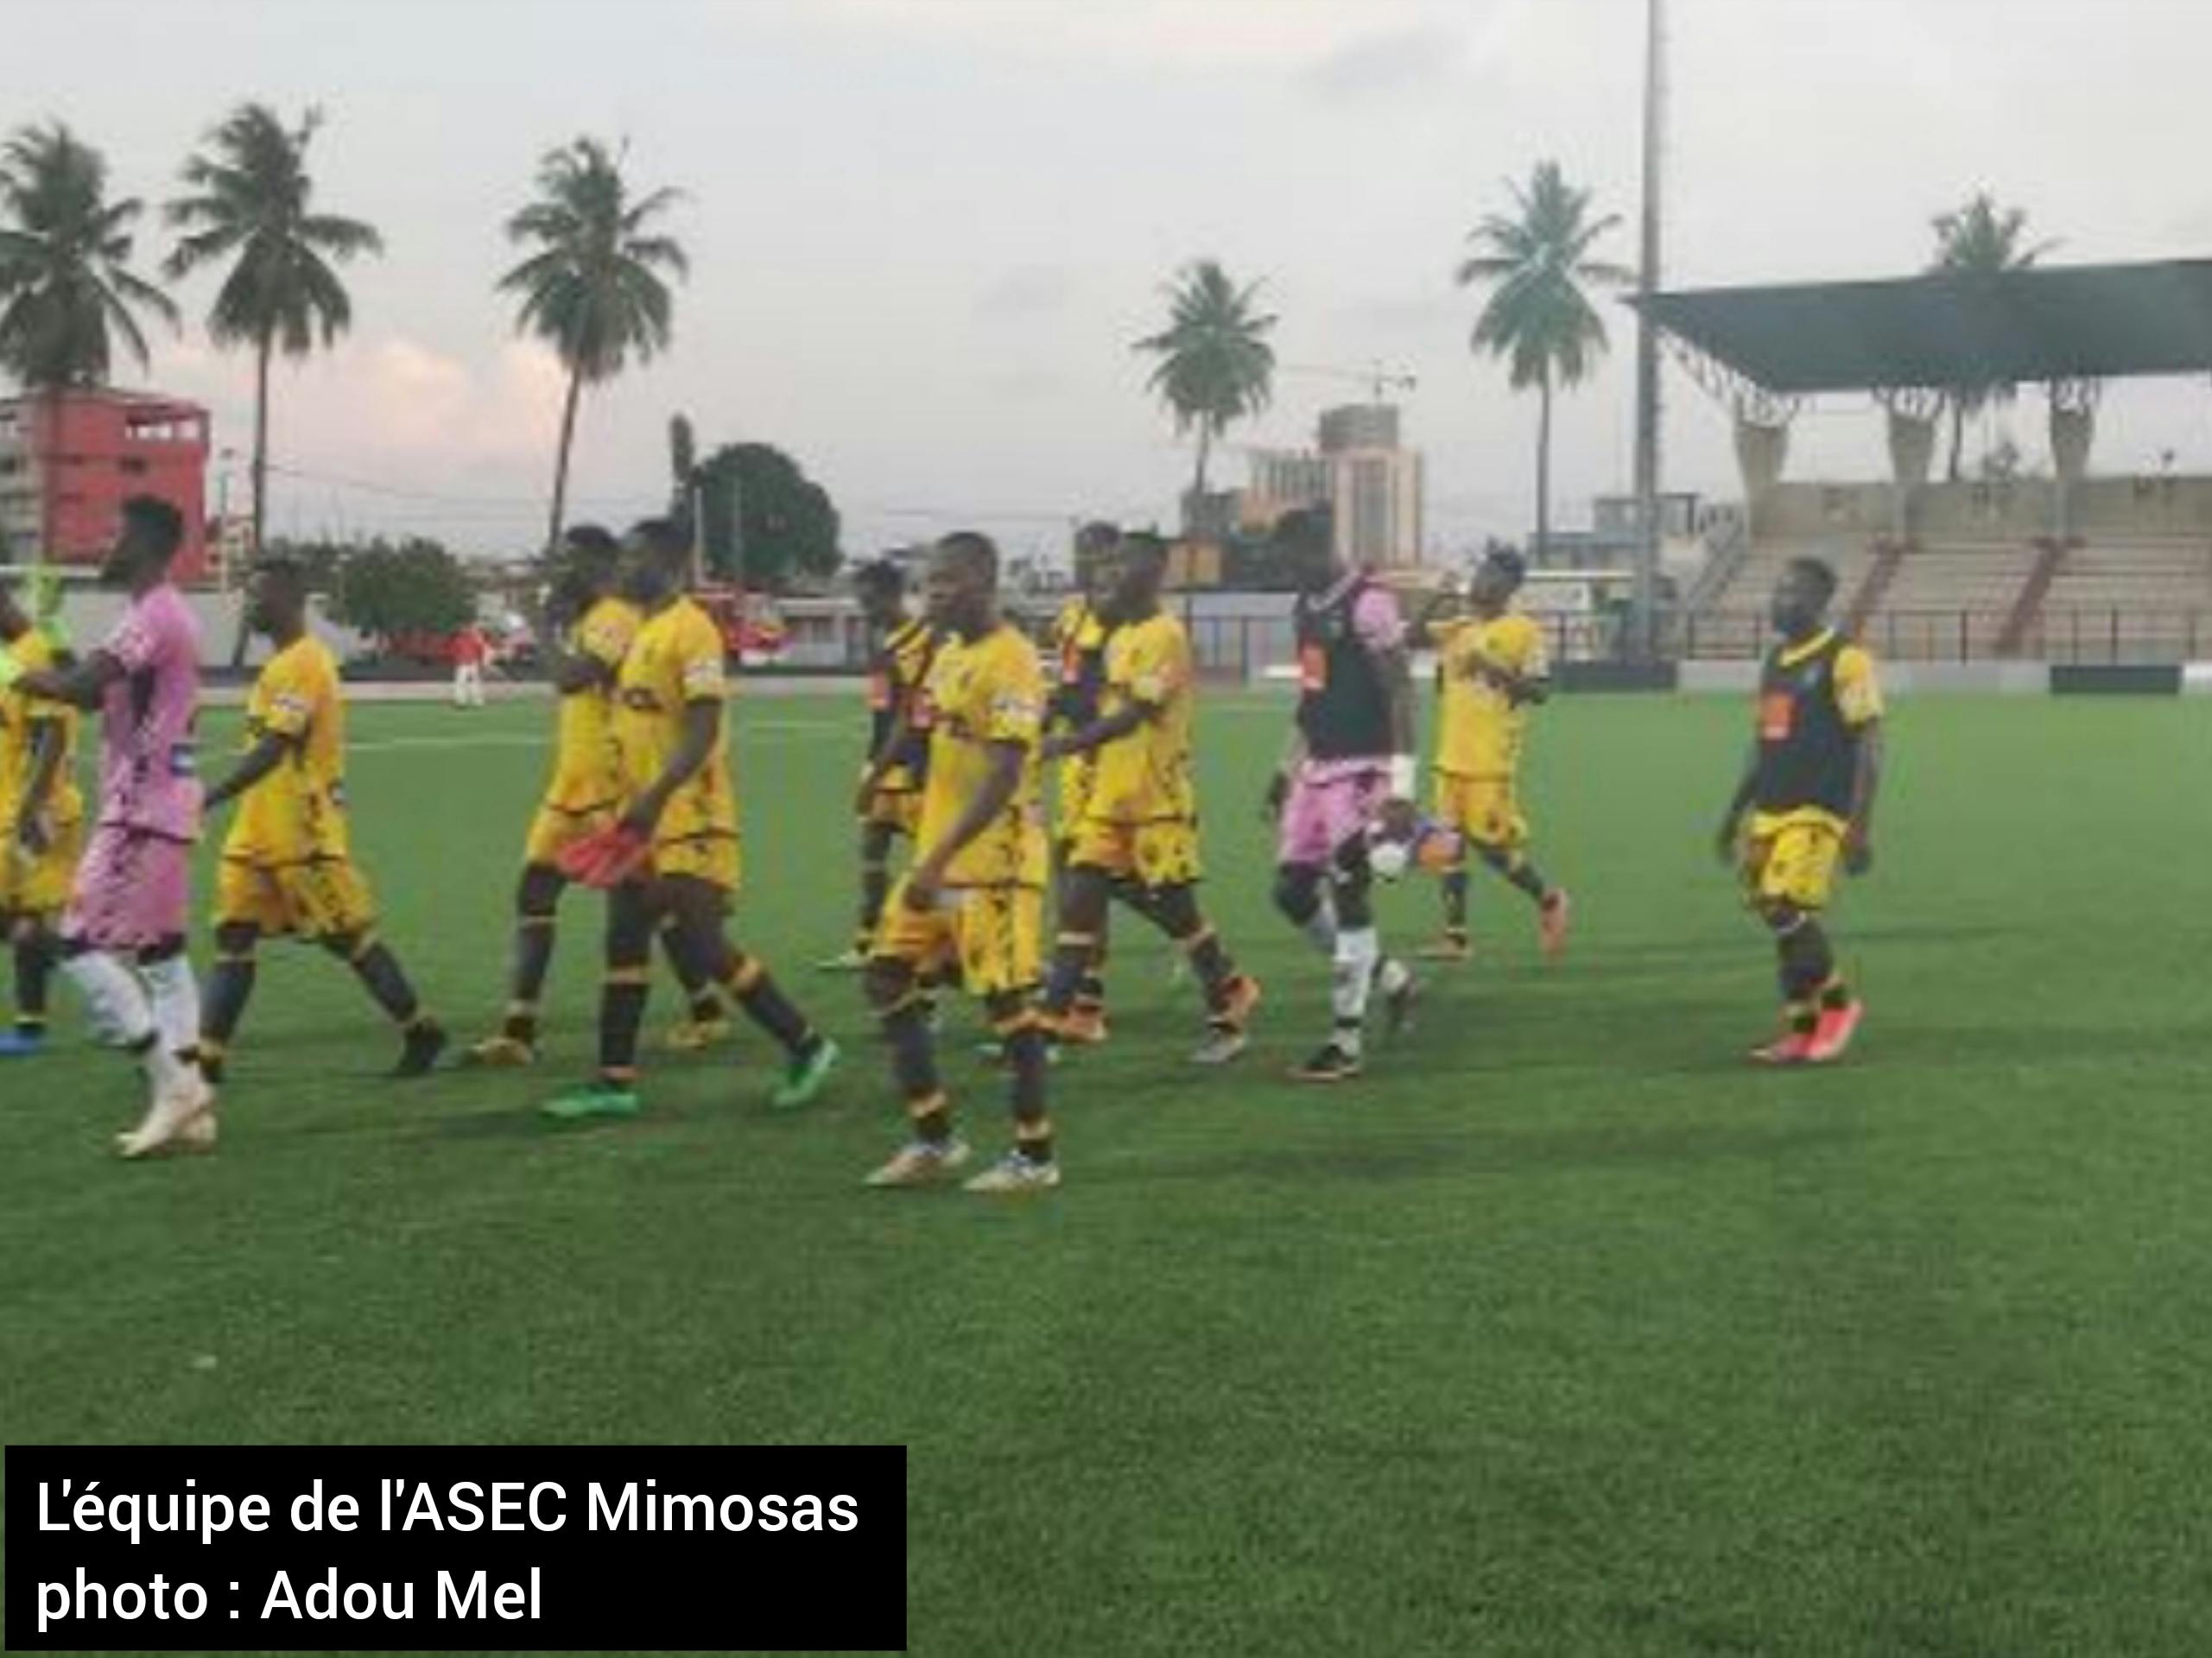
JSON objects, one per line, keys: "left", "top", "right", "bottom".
{"left": 246, "top": 554, "right": 310, "bottom": 638}
{"left": 852, "top": 556, "right": 908, "bottom": 629}
{"left": 1108, "top": 530, "right": 1169, "bottom": 617}
{"left": 556, "top": 522, "right": 620, "bottom": 608}
{"left": 1275, "top": 507, "right": 1336, "bottom": 594}
{"left": 1771, "top": 557, "right": 1838, "bottom": 637}
{"left": 103, "top": 495, "right": 185, "bottom": 591}
{"left": 1073, "top": 521, "right": 1119, "bottom": 600}
{"left": 0, "top": 574, "right": 25, "bottom": 642}
{"left": 925, "top": 530, "right": 998, "bottom": 637}
{"left": 1469, "top": 547, "right": 1526, "bottom": 612}
{"left": 618, "top": 516, "right": 690, "bottom": 605}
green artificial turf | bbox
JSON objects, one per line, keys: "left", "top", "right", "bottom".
{"left": 3, "top": 687, "right": 2209, "bottom": 1656}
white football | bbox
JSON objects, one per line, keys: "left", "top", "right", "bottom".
{"left": 1369, "top": 838, "right": 1410, "bottom": 882}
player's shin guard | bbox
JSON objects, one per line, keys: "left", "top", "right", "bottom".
{"left": 1770, "top": 909, "right": 1837, "bottom": 1035}
{"left": 200, "top": 927, "right": 260, "bottom": 1083}
{"left": 1478, "top": 843, "right": 1551, "bottom": 906}
{"left": 996, "top": 1004, "right": 1052, "bottom": 1166}
{"left": 723, "top": 952, "right": 821, "bottom": 1061}
{"left": 1331, "top": 927, "right": 1379, "bottom": 1056}
{"left": 336, "top": 933, "right": 429, "bottom": 1029}
{"left": 11, "top": 927, "right": 54, "bottom": 1039}
{"left": 1151, "top": 885, "right": 1242, "bottom": 1020}
{"left": 1042, "top": 928, "right": 1101, "bottom": 1018}
{"left": 140, "top": 945, "right": 203, "bottom": 1083}
{"left": 660, "top": 919, "right": 725, "bottom": 1025}
{"left": 871, "top": 962, "right": 950, "bottom": 1142}
{"left": 1440, "top": 858, "right": 1470, "bottom": 943}
{"left": 504, "top": 865, "right": 564, "bottom": 1043}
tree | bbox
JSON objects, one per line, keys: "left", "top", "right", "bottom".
{"left": 498, "top": 137, "right": 687, "bottom": 552}
{"left": 1930, "top": 191, "right": 2057, "bottom": 481}
{"left": 165, "top": 103, "right": 382, "bottom": 632}
{"left": 0, "top": 122, "right": 177, "bottom": 554}
{"left": 1133, "top": 260, "right": 1277, "bottom": 523}
{"left": 1455, "top": 160, "right": 1629, "bottom": 562}
{"left": 326, "top": 536, "right": 474, "bottom": 642}
{"left": 693, "top": 442, "right": 840, "bottom": 591}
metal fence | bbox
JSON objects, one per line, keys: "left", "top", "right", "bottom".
{"left": 1680, "top": 609, "right": 2212, "bottom": 665}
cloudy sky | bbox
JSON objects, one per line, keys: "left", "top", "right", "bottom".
{"left": 9, "top": 0, "right": 2211, "bottom": 559}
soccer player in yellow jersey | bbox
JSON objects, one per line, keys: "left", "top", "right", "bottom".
{"left": 1716, "top": 557, "right": 1882, "bottom": 1066}
{"left": 542, "top": 519, "right": 838, "bottom": 1120}
{"left": 1041, "top": 532, "right": 1260, "bottom": 1063}
{"left": 827, "top": 557, "right": 940, "bottom": 969}
{"left": 0, "top": 579, "right": 84, "bottom": 1058}
{"left": 1043, "top": 520, "right": 1125, "bottom": 1037}
{"left": 199, "top": 558, "right": 447, "bottom": 1085}
{"left": 864, "top": 532, "right": 1058, "bottom": 1193}
{"left": 469, "top": 526, "right": 726, "bottom": 1064}
{"left": 1424, "top": 549, "right": 1570, "bottom": 961}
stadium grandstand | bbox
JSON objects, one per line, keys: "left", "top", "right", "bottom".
{"left": 1643, "top": 259, "right": 2212, "bottom": 663}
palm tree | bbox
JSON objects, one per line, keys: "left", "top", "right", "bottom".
{"left": 1455, "top": 161, "right": 1629, "bottom": 561}
{"left": 0, "top": 122, "right": 178, "bottom": 555}
{"left": 498, "top": 137, "right": 687, "bottom": 551}
{"left": 165, "top": 102, "right": 383, "bottom": 598}
{"left": 1930, "top": 191, "right": 2057, "bottom": 480}
{"left": 1133, "top": 259, "right": 1277, "bottom": 525}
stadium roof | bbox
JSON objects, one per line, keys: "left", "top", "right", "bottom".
{"left": 1635, "top": 259, "right": 2212, "bottom": 395}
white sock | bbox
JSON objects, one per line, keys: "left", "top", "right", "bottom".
{"left": 60, "top": 949, "right": 155, "bottom": 1049}
{"left": 1331, "top": 927, "right": 1379, "bottom": 1054}
{"left": 141, "top": 952, "right": 203, "bottom": 1083}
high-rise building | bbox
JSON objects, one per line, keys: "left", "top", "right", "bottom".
{"left": 1239, "top": 402, "right": 1424, "bottom": 569}
{"left": 0, "top": 389, "right": 211, "bottom": 579}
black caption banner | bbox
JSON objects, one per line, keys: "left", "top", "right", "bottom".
{"left": 4, "top": 1444, "right": 904, "bottom": 1652}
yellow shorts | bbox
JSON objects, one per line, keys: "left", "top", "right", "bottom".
{"left": 0, "top": 813, "right": 85, "bottom": 918}
{"left": 1742, "top": 809, "right": 1843, "bottom": 912}
{"left": 871, "top": 879, "right": 1043, "bottom": 1001}
{"left": 524, "top": 800, "right": 616, "bottom": 869}
{"left": 216, "top": 855, "right": 377, "bottom": 940}
{"left": 1436, "top": 772, "right": 1528, "bottom": 851}
{"left": 653, "top": 830, "right": 742, "bottom": 894}
{"left": 862, "top": 788, "right": 922, "bottom": 838}
{"left": 1066, "top": 815, "right": 1203, "bottom": 889}
{"left": 1055, "top": 756, "right": 1096, "bottom": 845}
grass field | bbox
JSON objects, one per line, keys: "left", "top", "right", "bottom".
{"left": 4, "top": 686, "right": 2211, "bottom": 1657}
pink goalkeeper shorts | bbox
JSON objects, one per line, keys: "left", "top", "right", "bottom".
{"left": 63, "top": 823, "right": 193, "bottom": 952}
{"left": 1277, "top": 759, "right": 1391, "bottom": 870}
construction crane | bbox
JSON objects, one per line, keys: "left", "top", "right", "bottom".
{"left": 1281, "top": 360, "right": 1418, "bottom": 404}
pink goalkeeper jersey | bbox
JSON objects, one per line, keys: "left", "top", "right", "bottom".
{"left": 96, "top": 582, "right": 203, "bottom": 839}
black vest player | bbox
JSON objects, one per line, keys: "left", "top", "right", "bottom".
{"left": 1715, "top": 557, "right": 1884, "bottom": 1064}
{"left": 1264, "top": 511, "right": 1420, "bottom": 1082}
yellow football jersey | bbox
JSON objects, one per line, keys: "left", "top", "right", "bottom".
{"left": 614, "top": 597, "right": 736, "bottom": 844}
{"left": 1435, "top": 611, "right": 1550, "bottom": 779}
{"left": 0, "top": 628, "right": 83, "bottom": 827}
{"left": 543, "top": 596, "right": 641, "bottom": 812}
{"left": 917, "top": 623, "right": 1047, "bottom": 888}
{"left": 230, "top": 635, "right": 349, "bottom": 864}
{"left": 1087, "top": 611, "right": 1196, "bottom": 825}
{"left": 1049, "top": 598, "right": 1111, "bottom": 731}
{"left": 870, "top": 616, "right": 938, "bottom": 794}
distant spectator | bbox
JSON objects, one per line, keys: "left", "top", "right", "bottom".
{"left": 452, "top": 623, "right": 489, "bottom": 709}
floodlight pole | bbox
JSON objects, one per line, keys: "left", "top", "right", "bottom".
{"left": 1631, "top": 0, "right": 1667, "bottom": 660}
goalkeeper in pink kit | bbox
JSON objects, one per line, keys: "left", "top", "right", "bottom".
{"left": 5, "top": 498, "right": 212, "bottom": 1155}
{"left": 1264, "top": 511, "right": 1421, "bottom": 1082}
